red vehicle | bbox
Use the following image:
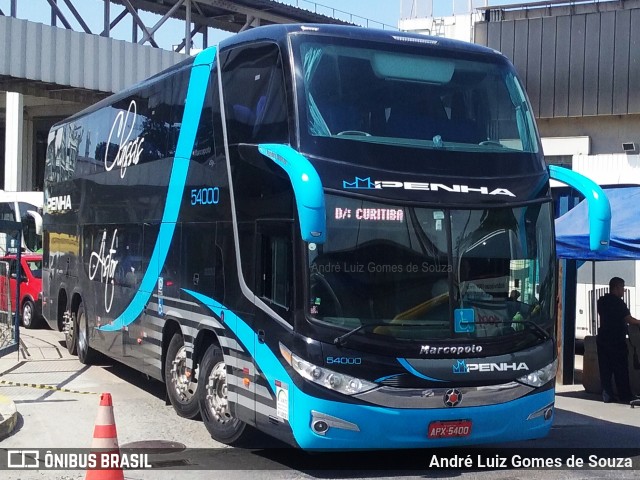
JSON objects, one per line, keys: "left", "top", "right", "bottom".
{"left": 0, "top": 254, "right": 43, "bottom": 329}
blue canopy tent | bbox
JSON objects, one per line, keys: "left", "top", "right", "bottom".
{"left": 556, "top": 187, "right": 640, "bottom": 260}
{"left": 555, "top": 186, "right": 640, "bottom": 387}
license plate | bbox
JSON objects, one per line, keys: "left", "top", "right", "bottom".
{"left": 428, "top": 420, "right": 472, "bottom": 438}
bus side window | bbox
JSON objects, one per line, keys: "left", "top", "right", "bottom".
{"left": 221, "top": 42, "right": 290, "bottom": 145}
{"left": 257, "top": 222, "right": 293, "bottom": 324}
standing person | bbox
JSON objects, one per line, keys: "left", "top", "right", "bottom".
{"left": 596, "top": 277, "right": 640, "bottom": 403}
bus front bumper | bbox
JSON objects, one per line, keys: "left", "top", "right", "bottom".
{"left": 290, "top": 387, "right": 554, "bottom": 450}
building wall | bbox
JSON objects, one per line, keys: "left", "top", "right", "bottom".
{"left": 538, "top": 115, "right": 640, "bottom": 156}
{"left": 474, "top": 5, "right": 640, "bottom": 119}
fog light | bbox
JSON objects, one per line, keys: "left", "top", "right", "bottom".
{"left": 312, "top": 420, "right": 330, "bottom": 435}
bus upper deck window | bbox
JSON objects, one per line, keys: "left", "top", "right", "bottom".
{"left": 221, "top": 43, "right": 290, "bottom": 145}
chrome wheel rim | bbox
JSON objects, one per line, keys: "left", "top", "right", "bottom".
{"left": 170, "top": 345, "right": 196, "bottom": 402}
{"left": 22, "top": 303, "right": 32, "bottom": 327}
{"left": 77, "top": 311, "right": 87, "bottom": 354}
{"left": 65, "top": 314, "right": 75, "bottom": 345}
{"left": 206, "top": 361, "right": 232, "bottom": 423}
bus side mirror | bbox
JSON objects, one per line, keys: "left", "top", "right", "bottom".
{"left": 549, "top": 165, "right": 610, "bottom": 251}
{"left": 258, "top": 144, "right": 326, "bottom": 244}
{"left": 25, "top": 210, "right": 43, "bottom": 236}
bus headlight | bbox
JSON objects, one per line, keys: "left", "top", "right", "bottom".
{"left": 280, "top": 343, "right": 377, "bottom": 395}
{"left": 517, "top": 359, "right": 557, "bottom": 387}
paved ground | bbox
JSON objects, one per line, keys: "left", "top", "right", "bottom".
{"left": 0, "top": 327, "right": 639, "bottom": 480}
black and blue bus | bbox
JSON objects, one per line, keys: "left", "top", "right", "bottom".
{"left": 43, "top": 24, "right": 608, "bottom": 449}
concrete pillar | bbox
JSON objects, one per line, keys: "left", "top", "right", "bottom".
{"left": 23, "top": 114, "right": 33, "bottom": 190}
{"left": 4, "top": 92, "right": 23, "bottom": 191}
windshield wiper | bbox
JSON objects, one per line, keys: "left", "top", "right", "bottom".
{"left": 465, "top": 320, "right": 550, "bottom": 340}
{"left": 518, "top": 320, "right": 551, "bottom": 340}
{"left": 334, "top": 322, "right": 438, "bottom": 347}
{"left": 334, "top": 323, "right": 388, "bottom": 346}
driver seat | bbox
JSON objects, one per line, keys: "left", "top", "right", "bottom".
{"left": 321, "top": 102, "right": 362, "bottom": 135}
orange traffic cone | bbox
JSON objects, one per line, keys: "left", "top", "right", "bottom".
{"left": 86, "top": 392, "right": 124, "bottom": 480}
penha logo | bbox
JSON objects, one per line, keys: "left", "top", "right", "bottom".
{"left": 342, "top": 176, "right": 515, "bottom": 197}
{"left": 453, "top": 360, "right": 529, "bottom": 374}
{"left": 47, "top": 194, "right": 72, "bottom": 213}
{"left": 105, "top": 100, "right": 145, "bottom": 179}
{"left": 453, "top": 360, "right": 469, "bottom": 374}
{"left": 343, "top": 177, "right": 376, "bottom": 189}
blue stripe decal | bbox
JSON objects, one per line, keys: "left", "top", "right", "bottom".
{"left": 396, "top": 358, "right": 445, "bottom": 382}
{"left": 373, "top": 373, "right": 403, "bottom": 383}
{"left": 182, "top": 289, "right": 289, "bottom": 394}
{"left": 183, "top": 289, "right": 554, "bottom": 450}
{"left": 258, "top": 144, "right": 326, "bottom": 243}
{"left": 100, "top": 48, "right": 217, "bottom": 332}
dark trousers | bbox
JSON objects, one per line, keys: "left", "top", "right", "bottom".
{"left": 597, "top": 339, "right": 632, "bottom": 400}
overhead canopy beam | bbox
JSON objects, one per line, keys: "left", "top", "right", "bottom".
{"left": 139, "top": 0, "right": 186, "bottom": 45}
{"left": 5, "top": 0, "right": 357, "bottom": 50}
{"left": 62, "top": 0, "right": 92, "bottom": 33}
{"left": 120, "top": 0, "right": 159, "bottom": 47}
{"left": 101, "top": 7, "right": 129, "bottom": 37}
{"left": 201, "top": 0, "right": 307, "bottom": 25}
{"left": 45, "top": 0, "right": 73, "bottom": 30}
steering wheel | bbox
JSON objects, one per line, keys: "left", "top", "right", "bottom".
{"left": 336, "top": 130, "right": 371, "bottom": 137}
{"left": 310, "top": 272, "right": 344, "bottom": 317}
{"left": 479, "top": 140, "right": 504, "bottom": 147}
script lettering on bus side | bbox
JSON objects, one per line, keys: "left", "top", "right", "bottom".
{"left": 88, "top": 230, "right": 119, "bottom": 313}
{"left": 105, "top": 100, "right": 145, "bottom": 178}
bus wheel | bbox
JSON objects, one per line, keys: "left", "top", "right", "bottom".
{"left": 165, "top": 333, "right": 200, "bottom": 419}
{"left": 22, "top": 300, "right": 38, "bottom": 329}
{"left": 198, "top": 343, "right": 248, "bottom": 445}
{"left": 64, "top": 309, "right": 77, "bottom": 355}
{"left": 76, "top": 303, "right": 95, "bottom": 365}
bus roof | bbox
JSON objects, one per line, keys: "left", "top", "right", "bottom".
{"left": 218, "top": 24, "right": 502, "bottom": 58}
{"left": 52, "top": 24, "right": 504, "bottom": 130}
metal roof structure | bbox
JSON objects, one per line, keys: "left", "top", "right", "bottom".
{"left": 0, "top": 1, "right": 395, "bottom": 54}
{"left": 0, "top": 0, "right": 397, "bottom": 103}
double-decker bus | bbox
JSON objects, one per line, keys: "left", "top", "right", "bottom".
{"left": 43, "top": 25, "right": 607, "bottom": 449}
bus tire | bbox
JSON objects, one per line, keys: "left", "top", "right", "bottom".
{"left": 198, "top": 343, "right": 249, "bottom": 445}
{"left": 22, "top": 300, "right": 39, "bottom": 329}
{"left": 165, "top": 333, "right": 201, "bottom": 419}
{"left": 65, "top": 310, "right": 78, "bottom": 355}
{"left": 76, "top": 303, "right": 96, "bottom": 365}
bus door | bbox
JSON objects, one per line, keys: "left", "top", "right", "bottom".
{"left": 254, "top": 219, "right": 294, "bottom": 431}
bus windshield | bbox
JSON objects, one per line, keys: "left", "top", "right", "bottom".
{"left": 307, "top": 194, "right": 555, "bottom": 350}
{"left": 295, "top": 36, "right": 538, "bottom": 153}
